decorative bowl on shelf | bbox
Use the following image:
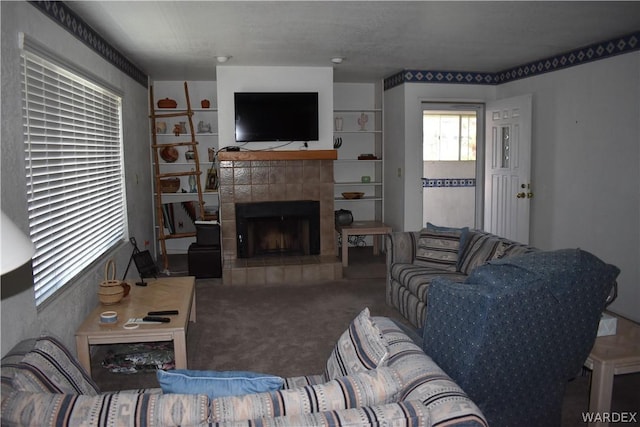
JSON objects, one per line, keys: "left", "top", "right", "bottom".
{"left": 157, "top": 98, "right": 177, "bottom": 108}
{"left": 160, "top": 178, "right": 181, "bottom": 193}
{"left": 160, "top": 146, "right": 179, "bottom": 163}
{"left": 342, "top": 192, "right": 364, "bottom": 199}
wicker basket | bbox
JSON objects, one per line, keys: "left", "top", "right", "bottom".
{"left": 160, "top": 178, "right": 180, "bottom": 193}
{"left": 98, "top": 259, "right": 124, "bottom": 305}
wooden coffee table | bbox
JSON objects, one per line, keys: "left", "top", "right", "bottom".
{"left": 583, "top": 313, "right": 640, "bottom": 427}
{"left": 75, "top": 276, "right": 196, "bottom": 377}
{"left": 335, "top": 221, "right": 392, "bottom": 267}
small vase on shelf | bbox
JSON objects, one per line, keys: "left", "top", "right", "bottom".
{"left": 188, "top": 169, "right": 197, "bottom": 193}
{"left": 357, "top": 113, "right": 368, "bottom": 131}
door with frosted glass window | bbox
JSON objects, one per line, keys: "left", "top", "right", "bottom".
{"left": 484, "top": 94, "right": 532, "bottom": 243}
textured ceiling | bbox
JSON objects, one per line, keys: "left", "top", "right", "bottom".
{"left": 65, "top": 1, "right": 640, "bottom": 82}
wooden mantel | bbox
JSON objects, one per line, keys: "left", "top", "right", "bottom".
{"left": 218, "top": 149, "right": 337, "bottom": 161}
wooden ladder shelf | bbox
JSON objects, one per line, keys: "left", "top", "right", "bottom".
{"left": 149, "top": 82, "right": 205, "bottom": 272}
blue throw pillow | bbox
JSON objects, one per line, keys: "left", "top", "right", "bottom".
{"left": 157, "top": 369, "right": 284, "bottom": 399}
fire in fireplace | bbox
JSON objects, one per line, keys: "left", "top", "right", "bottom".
{"left": 235, "top": 200, "right": 320, "bottom": 258}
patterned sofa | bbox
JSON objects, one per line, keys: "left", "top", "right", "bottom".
{"left": 386, "top": 224, "right": 536, "bottom": 328}
{"left": 1, "top": 309, "right": 487, "bottom": 427}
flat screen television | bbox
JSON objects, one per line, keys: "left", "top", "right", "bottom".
{"left": 234, "top": 92, "right": 319, "bottom": 142}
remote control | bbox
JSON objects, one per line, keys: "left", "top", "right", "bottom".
{"left": 148, "top": 310, "right": 179, "bottom": 316}
{"left": 142, "top": 316, "right": 171, "bottom": 323}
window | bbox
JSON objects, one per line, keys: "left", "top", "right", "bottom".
{"left": 423, "top": 112, "right": 477, "bottom": 161}
{"left": 21, "top": 48, "right": 126, "bottom": 306}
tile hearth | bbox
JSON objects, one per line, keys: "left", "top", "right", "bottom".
{"left": 222, "top": 255, "right": 342, "bottom": 285}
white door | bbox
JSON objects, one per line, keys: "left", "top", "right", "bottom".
{"left": 484, "top": 94, "right": 532, "bottom": 243}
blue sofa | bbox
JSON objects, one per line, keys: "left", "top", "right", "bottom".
{"left": 423, "top": 248, "right": 619, "bottom": 427}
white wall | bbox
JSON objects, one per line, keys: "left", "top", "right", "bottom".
{"left": 1, "top": 2, "right": 153, "bottom": 356}
{"left": 216, "top": 66, "right": 333, "bottom": 151}
{"left": 497, "top": 52, "right": 640, "bottom": 322}
{"left": 383, "top": 85, "right": 407, "bottom": 230}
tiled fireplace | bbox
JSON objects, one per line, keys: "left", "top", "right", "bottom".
{"left": 217, "top": 150, "right": 341, "bottom": 285}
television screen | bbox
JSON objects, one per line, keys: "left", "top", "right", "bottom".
{"left": 234, "top": 92, "right": 319, "bottom": 142}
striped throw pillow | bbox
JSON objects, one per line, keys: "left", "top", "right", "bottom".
{"left": 414, "top": 228, "right": 464, "bottom": 271}
{"left": 324, "top": 308, "right": 388, "bottom": 380}
{"left": 11, "top": 336, "right": 100, "bottom": 395}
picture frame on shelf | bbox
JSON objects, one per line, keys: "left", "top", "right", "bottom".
{"left": 205, "top": 167, "right": 218, "bottom": 191}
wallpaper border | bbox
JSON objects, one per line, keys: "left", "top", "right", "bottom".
{"left": 29, "top": 0, "right": 148, "bottom": 87}
{"left": 385, "top": 31, "right": 639, "bottom": 90}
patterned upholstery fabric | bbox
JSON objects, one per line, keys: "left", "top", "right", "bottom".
{"left": 388, "top": 264, "right": 467, "bottom": 328}
{"left": 457, "top": 231, "right": 537, "bottom": 274}
{"left": 414, "top": 228, "right": 465, "bottom": 271}
{"left": 11, "top": 336, "right": 100, "bottom": 395}
{"left": 386, "top": 229, "right": 537, "bottom": 328}
{"left": 385, "top": 231, "right": 418, "bottom": 267}
{"left": 324, "top": 308, "right": 388, "bottom": 380}
{"left": 1, "top": 339, "right": 36, "bottom": 405}
{"left": 210, "top": 367, "right": 402, "bottom": 423}
{"left": 374, "top": 317, "right": 487, "bottom": 426}
{"left": 209, "top": 401, "right": 429, "bottom": 427}
{"left": 1, "top": 391, "right": 210, "bottom": 427}
{"left": 282, "top": 374, "right": 325, "bottom": 389}
{"left": 422, "top": 249, "right": 620, "bottom": 427}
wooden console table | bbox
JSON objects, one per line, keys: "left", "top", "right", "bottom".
{"left": 583, "top": 313, "right": 640, "bottom": 427}
{"left": 335, "top": 221, "right": 392, "bottom": 267}
{"left": 75, "top": 276, "right": 196, "bottom": 377}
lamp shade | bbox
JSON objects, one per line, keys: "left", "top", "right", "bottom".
{"left": 1, "top": 211, "right": 35, "bottom": 274}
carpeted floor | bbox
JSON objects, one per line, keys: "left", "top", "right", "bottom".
{"left": 92, "top": 247, "right": 640, "bottom": 426}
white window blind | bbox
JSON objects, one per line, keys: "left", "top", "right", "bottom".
{"left": 21, "top": 50, "right": 126, "bottom": 306}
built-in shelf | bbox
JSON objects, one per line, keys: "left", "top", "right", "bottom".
{"left": 335, "top": 196, "right": 383, "bottom": 201}
{"left": 334, "top": 130, "right": 382, "bottom": 134}
{"left": 158, "top": 108, "right": 219, "bottom": 112}
{"left": 334, "top": 159, "right": 382, "bottom": 163}
{"left": 333, "top": 82, "right": 384, "bottom": 226}
{"left": 157, "top": 133, "right": 219, "bottom": 137}
{"left": 334, "top": 108, "right": 382, "bottom": 113}
{"left": 334, "top": 181, "right": 382, "bottom": 186}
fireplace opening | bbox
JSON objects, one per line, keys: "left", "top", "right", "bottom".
{"left": 236, "top": 200, "right": 320, "bottom": 258}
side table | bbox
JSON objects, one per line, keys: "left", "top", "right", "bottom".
{"left": 335, "top": 221, "right": 392, "bottom": 267}
{"left": 75, "top": 276, "right": 196, "bottom": 378}
{"left": 583, "top": 313, "right": 640, "bottom": 427}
